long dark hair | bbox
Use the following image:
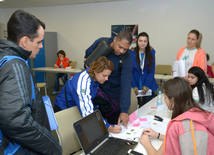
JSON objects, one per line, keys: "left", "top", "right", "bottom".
{"left": 162, "top": 77, "right": 206, "bottom": 119}
{"left": 188, "top": 67, "right": 214, "bottom": 105}
{"left": 134, "top": 32, "right": 154, "bottom": 72}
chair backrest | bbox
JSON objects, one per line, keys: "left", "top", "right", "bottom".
{"left": 128, "top": 89, "right": 138, "bottom": 115}
{"left": 55, "top": 106, "right": 82, "bottom": 155}
{"left": 70, "top": 61, "right": 77, "bottom": 69}
{"left": 155, "top": 65, "right": 172, "bottom": 75}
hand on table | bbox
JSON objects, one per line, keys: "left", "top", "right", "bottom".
{"left": 140, "top": 133, "right": 151, "bottom": 146}
{"left": 142, "top": 128, "right": 158, "bottom": 138}
{"left": 54, "top": 64, "right": 59, "bottom": 68}
{"left": 108, "top": 125, "right": 122, "bottom": 133}
{"left": 118, "top": 113, "right": 129, "bottom": 128}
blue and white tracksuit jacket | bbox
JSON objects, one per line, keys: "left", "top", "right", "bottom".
{"left": 54, "top": 68, "right": 111, "bottom": 129}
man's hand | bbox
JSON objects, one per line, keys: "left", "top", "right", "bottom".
{"left": 118, "top": 113, "right": 129, "bottom": 128}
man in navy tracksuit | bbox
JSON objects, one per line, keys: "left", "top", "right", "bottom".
{"left": 84, "top": 31, "right": 133, "bottom": 128}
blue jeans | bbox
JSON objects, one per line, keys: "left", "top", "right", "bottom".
{"left": 54, "top": 73, "right": 67, "bottom": 91}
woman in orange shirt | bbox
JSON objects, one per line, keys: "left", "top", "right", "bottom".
{"left": 52, "top": 50, "right": 70, "bottom": 94}
{"left": 177, "top": 29, "right": 207, "bottom": 73}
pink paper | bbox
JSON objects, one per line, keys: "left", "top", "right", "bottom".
{"left": 129, "top": 112, "right": 137, "bottom": 123}
{"left": 132, "top": 122, "right": 140, "bottom": 127}
{"left": 129, "top": 117, "right": 134, "bottom": 123}
{"left": 139, "top": 118, "right": 147, "bottom": 121}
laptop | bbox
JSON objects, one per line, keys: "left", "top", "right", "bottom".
{"left": 73, "top": 109, "right": 138, "bottom": 155}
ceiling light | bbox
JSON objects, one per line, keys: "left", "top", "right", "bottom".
{"left": 0, "top": 0, "right": 4, "bottom": 2}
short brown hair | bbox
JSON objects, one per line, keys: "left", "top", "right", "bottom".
{"left": 88, "top": 56, "right": 114, "bottom": 81}
{"left": 57, "top": 50, "right": 66, "bottom": 57}
{"left": 7, "top": 9, "right": 45, "bottom": 44}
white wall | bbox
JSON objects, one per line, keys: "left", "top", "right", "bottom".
{"left": 2, "top": 0, "right": 214, "bottom": 69}
{"left": 0, "top": 9, "right": 5, "bottom": 39}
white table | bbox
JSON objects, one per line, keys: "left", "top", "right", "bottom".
{"left": 33, "top": 67, "right": 82, "bottom": 74}
{"left": 161, "top": 75, "right": 214, "bottom": 85}
{"left": 154, "top": 74, "right": 166, "bottom": 90}
{"left": 154, "top": 74, "right": 166, "bottom": 80}
{"left": 209, "top": 78, "right": 214, "bottom": 85}
{"left": 133, "top": 96, "right": 171, "bottom": 154}
{"left": 80, "top": 96, "right": 171, "bottom": 155}
{"left": 161, "top": 75, "right": 173, "bottom": 81}
{"left": 33, "top": 67, "right": 82, "bottom": 87}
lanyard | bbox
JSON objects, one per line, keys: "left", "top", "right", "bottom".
{"left": 139, "top": 52, "right": 145, "bottom": 74}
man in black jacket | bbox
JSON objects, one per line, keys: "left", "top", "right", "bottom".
{"left": 0, "top": 10, "right": 62, "bottom": 154}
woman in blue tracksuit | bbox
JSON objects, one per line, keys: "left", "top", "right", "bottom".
{"left": 130, "top": 32, "right": 158, "bottom": 107}
{"left": 54, "top": 56, "right": 122, "bottom": 133}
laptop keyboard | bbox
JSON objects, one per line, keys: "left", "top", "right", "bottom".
{"left": 97, "top": 138, "right": 125, "bottom": 155}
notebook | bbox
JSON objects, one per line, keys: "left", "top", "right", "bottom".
{"left": 73, "top": 109, "right": 137, "bottom": 155}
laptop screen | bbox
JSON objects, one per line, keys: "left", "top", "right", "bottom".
{"left": 73, "top": 110, "right": 108, "bottom": 153}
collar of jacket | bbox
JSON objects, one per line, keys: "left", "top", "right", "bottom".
{"left": 0, "top": 39, "right": 32, "bottom": 61}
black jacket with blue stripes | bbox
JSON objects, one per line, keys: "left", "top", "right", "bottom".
{"left": 0, "top": 39, "right": 62, "bottom": 155}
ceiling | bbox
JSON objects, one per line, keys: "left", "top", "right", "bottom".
{"left": 0, "top": 0, "right": 128, "bottom": 8}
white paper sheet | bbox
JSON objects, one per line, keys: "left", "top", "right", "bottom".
{"left": 110, "top": 116, "right": 170, "bottom": 140}
{"left": 173, "top": 60, "right": 187, "bottom": 77}
{"left": 136, "top": 89, "right": 152, "bottom": 97}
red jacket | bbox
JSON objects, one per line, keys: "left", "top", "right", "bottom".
{"left": 55, "top": 57, "right": 70, "bottom": 68}
{"left": 207, "top": 65, "right": 214, "bottom": 78}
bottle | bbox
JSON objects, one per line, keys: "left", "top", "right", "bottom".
{"left": 157, "top": 91, "right": 162, "bottom": 106}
